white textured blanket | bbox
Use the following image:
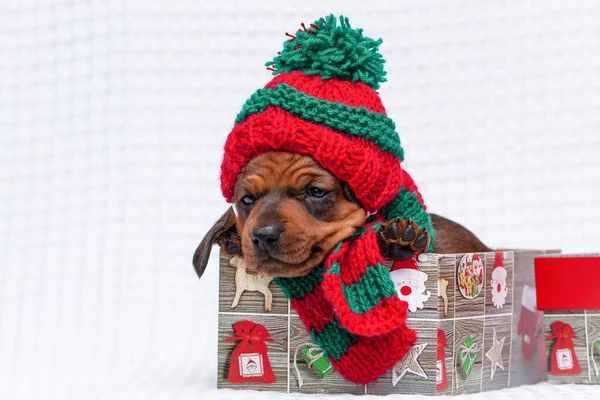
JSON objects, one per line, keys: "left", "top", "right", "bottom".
{"left": 1, "top": 1, "right": 599, "bottom": 399}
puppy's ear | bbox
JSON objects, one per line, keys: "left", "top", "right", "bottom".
{"left": 343, "top": 183, "right": 359, "bottom": 205}
{"left": 192, "top": 206, "right": 239, "bottom": 279}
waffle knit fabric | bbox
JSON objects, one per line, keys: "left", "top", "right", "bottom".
{"left": 220, "top": 15, "right": 432, "bottom": 383}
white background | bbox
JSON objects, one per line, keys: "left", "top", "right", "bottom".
{"left": 1, "top": 1, "right": 599, "bottom": 399}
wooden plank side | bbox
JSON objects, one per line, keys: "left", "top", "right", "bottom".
{"left": 438, "top": 255, "right": 456, "bottom": 320}
{"left": 288, "top": 315, "right": 365, "bottom": 394}
{"left": 218, "top": 252, "right": 289, "bottom": 315}
{"left": 586, "top": 314, "right": 600, "bottom": 383}
{"left": 453, "top": 318, "right": 484, "bottom": 395}
{"left": 509, "top": 250, "right": 549, "bottom": 388}
{"left": 217, "top": 313, "right": 289, "bottom": 392}
{"left": 366, "top": 319, "right": 437, "bottom": 396}
{"left": 481, "top": 315, "right": 511, "bottom": 391}
{"left": 485, "top": 251, "right": 513, "bottom": 316}
{"left": 454, "top": 253, "right": 486, "bottom": 319}
{"left": 544, "top": 314, "right": 589, "bottom": 384}
{"left": 437, "top": 319, "right": 455, "bottom": 396}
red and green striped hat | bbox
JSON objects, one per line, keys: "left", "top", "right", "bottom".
{"left": 220, "top": 15, "right": 433, "bottom": 244}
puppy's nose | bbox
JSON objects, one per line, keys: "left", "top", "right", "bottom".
{"left": 251, "top": 226, "right": 281, "bottom": 252}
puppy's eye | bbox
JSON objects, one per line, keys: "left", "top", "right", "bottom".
{"left": 307, "top": 187, "right": 328, "bottom": 198}
{"left": 241, "top": 195, "right": 254, "bottom": 205}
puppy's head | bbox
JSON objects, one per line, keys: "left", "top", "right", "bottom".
{"left": 193, "top": 151, "right": 367, "bottom": 278}
{"left": 233, "top": 151, "right": 367, "bottom": 277}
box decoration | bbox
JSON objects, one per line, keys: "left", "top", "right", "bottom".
{"left": 516, "top": 284, "right": 546, "bottom": 374}
{"left": 224, "top": 320, "right": 276, "bottom": 384}
{"left": 457, "top": 253, "right": 484, "bottom": 299}
{"left": 546, "top": 321, "right": 581, "bottom": 376}
{"left": 457, "top": 335, "right": 480, "bottom": 380}
{"left": 592, "top": 340, "right": 600, "bottom": 378}
{"left": 485, "top": 328, "right": 506, "bottom": 381}
{"left": 535, "top": 254, "right": 600, "bottom": 384}
{"left": 293, "top": 343, "right": 333, "bottom": 387}
{"left": 230, "top": 255, "right": 274, "bottom": 311}
{"left": 491, "top": 251, "right": 508, "bottom": 309}
{"left": 217, "top": 249, "right": 558, "bottom": 394}
{"left": 436, "top": 329, "right": 449, "bottom": 390}
{"left": 392, "top": 343, "right": 428, "bottom": 387}
{"left": 389, "top": 259, "right": 432, "bottom": 312}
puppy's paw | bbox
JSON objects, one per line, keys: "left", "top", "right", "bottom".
{"left": 378, "top": 218, "right": 430, "bottom": 260}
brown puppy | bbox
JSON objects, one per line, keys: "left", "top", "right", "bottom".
{"left": 194, "top": 151, "right": 491, "bottom": 279}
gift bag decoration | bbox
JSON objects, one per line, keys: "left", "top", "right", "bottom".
{"left": 225, "top": 320, "right": 276, "bottom": 384}
{"left": 546, "top": 321, "right": 581, "bottom": 376}
{"left": 436, "top": 329, "right": 448, "bottom": 390}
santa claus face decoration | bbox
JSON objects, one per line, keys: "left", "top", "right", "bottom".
{"left": 389, "top": 259, "right": 431, "bottom": 313}
{"left": 491, "top": 251, "right": 508, "bottom": 308}
{"left": 457, "top": 253, "right": 484, "bottom": 299}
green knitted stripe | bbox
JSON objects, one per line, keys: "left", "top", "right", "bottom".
{"left": 381, "top": 188, "right": 435, "bottom": 252}
{"left": 234, "top": 83, "right": 404, "bottom": 160}
{"left": 311, "top": 319, "right": 357, "bottom": 360}
{"left": 342, "top": 263, "right": 397, "bottom": 314}
{"left": 329, "top": 261, "right": 341, "bottom": 275}
{"left": 274, "top": 264, "right": 324, "bottom": 300}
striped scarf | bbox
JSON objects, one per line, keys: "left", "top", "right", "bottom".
{"left": 274, "top": 223, "right": 416, "bottom": 384}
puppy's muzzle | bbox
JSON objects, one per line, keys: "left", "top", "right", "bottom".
{"left": 251, "top": 225, "right": 281, "bottom": 252}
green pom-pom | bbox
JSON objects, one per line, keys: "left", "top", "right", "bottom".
{"left": 265, "top": 15, "right": 387, "bottom": 90}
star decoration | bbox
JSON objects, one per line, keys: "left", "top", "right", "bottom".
{"left": 485, "top": 328, "right": 506, "bottom": 380}
{"left": 392, "top": 343, "right": 428, "bottom": 387}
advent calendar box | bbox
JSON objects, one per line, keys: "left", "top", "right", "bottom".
{"left": 217, "top": 249, "right": 558, "bottom": 395}
{"left": 535, "top": 254, "right": 600, "bottom": 385}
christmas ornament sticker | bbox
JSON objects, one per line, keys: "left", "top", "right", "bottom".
{"left": 457, "top": 253, "right": 484, "bottom": 299}
{"left": 490, "top": 251, "right": 508, "bottom": 309}
{"left": 485, "top": 328, "right": 506, "bottom": 380}
{"left": 230, "top": 256, "right": 274, "bottom": 311}
{"left": 517, "top": 284, "right": 546, "bottom": 374}
{"left": 390, "top": 258, "right": 431, "bottom": 313}
{"left": 437, "top": 278, "right": 449, "bottom": 317}
{"left": 392, "top": 343, "right": 428, "bottom": 387}
{"left": 225, "top": 320, "right": 276, "bottom": 384}
{"left": 546, "top": 321, "right": 581, "bottom": 376}
{"left": 457, "top": 335, "right": 480, "bottom": 380}
{"left": 292, "top": 342, "right": 333, "bottom": 387}
{"left": 436, "top": 329, "right": 449, "bottom": 390}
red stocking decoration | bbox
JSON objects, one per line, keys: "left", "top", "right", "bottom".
{"left": 517, "top": 285, "right": 539, "bottom": 360}
{"left": 546, "top": 321, "right": 581, "bottom": 376}
{"left": 225, "top": 320, "right": 276, "bottom": 384}
{"left": 436, "top": 329, "right": 448, "bottom": 390}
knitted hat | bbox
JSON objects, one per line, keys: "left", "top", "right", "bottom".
{"left": 220, "top": 15, "right": 434, "bottom": 247}
{"left": 492, "top": 251, "right": 507, "bottom": 281}
{"left": 390, "top": 258, "right": 428, "bottom": 282}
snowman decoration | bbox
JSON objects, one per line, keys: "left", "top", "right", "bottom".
{"left": 491, "top": 251, "right": 508, "bottom": 308}
{"left": 389, "top": 259, "right": 431, "bottom": 312}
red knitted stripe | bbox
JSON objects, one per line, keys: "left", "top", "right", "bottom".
{"left": 291, "top": 284, "right": 335, "bottom": 334}
{"left": 400, "top": 169, "right": 426, "bottom": 207}
{"left": 221, "top": 107, "right": 402, "bottom": 213}
{"left": 265, "top": 71, "right": 387, "bottom": 114}
{"left": 326, "top": 229, "right": 385, "bottom": 286}
{"left": 330, "top": 324, "right": 416, "bottom": 384}
{"left": 321, "top": 273, "right": 409, "bottom": 337}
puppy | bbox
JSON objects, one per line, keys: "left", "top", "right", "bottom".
{"left": 194, "top": 151, "right": 491, "bottom": 279}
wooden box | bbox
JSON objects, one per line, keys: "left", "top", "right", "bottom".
{"left": 535, "top": 254, "right": 600, "bottom": 385}
{"left": 217, "top": 249, "right": 558, "bottom": 395}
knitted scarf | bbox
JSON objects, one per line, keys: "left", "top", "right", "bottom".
{"left": 274, "top": 222, "right": 416, "bottom": 384}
